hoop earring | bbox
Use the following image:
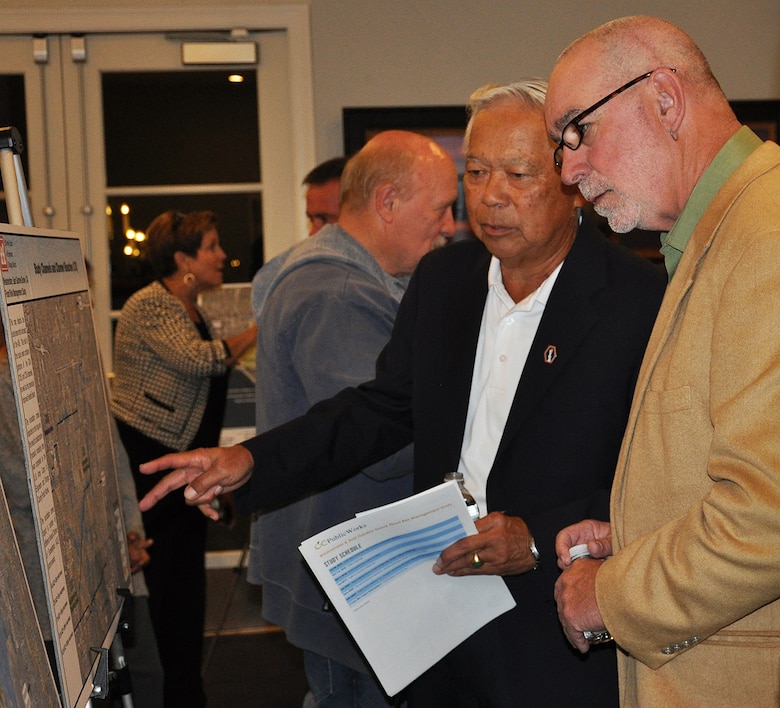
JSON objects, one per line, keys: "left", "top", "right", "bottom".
{"left": 183, "top": 272, "right": 196, "bottom": 286}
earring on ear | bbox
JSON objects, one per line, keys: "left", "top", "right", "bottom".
{"left": 183, "top": 272, "right": 196, "bottom": 286}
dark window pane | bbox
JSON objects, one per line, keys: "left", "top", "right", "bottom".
{"left": 102, "top": 71, "right": 259, "bottom": 186}
{"left": 0, "top": 74, "right": 29, "bottom": 192}
{"left": 107, "top": 192, "right": 263, "bottom": 311}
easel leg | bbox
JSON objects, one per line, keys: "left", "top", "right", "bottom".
{"left": 110, "top": 632, "right": 134, "bottom": 708}
{"left": 0, "top": 126, "right": 34, "bottom": 227}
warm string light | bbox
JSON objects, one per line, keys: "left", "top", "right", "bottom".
{"left": 118, "top": 203, "right": 145, "bottom": 258}
{"left": 115, "top": 202, "right": 238, "bottom": 266}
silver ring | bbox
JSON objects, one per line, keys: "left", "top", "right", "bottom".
{"left": 470, "top": 552, "right": 484, "bottom": 569}
{"left": 583, "top": 629, "right": 613, "bottom": 644}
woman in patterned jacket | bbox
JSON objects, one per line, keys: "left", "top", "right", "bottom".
{"left": 112, "top": 209, "right": 256, "bottom": 708}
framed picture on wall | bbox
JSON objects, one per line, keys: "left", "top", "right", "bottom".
{"left": 343, "top": 105, "right": 468, "bottom": 155}
{"left": 730, "top": 99, "right": 780, "bottom": 142}
{"left": 342, "top": 105, "right": 473, "bottom": 240}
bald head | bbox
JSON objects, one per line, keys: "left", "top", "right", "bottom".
{"left": 546, "top": 15, "right": 741, "bottom": 232}
{"left": 559, "top": 16, "right": 719, "bottom": 91}
{"left": 337, "top": 130, "right": 458, "bottom": 276}
{"left": 340, "top": 130, "right": 453, "bottom": 213}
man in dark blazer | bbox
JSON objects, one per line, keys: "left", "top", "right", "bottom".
{"left": 139, "top": 81, "right": 666, "bottom": 706}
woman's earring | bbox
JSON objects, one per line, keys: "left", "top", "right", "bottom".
{"left": 183, "top": 272, "right": 196, "bottom": 286}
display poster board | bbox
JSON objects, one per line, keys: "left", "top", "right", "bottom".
{"left": 0, "top": 224, "right": 130, "bottom": 707}
{"left": 0, "top": 479, "right": 60, "bottom": 707}
{"left": 198, "top": 282, "right": 256, "bottom": 446}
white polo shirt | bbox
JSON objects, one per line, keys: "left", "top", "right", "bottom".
{"left": 456, "top": 255, "right": 563, "bottom": 515}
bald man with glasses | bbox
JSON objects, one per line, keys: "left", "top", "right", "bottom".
{"left": 547, "top": 15, "right": 780, "bottom": 707}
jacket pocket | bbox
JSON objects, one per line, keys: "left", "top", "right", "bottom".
{"left": 644, "top": 385, "right": 691, "bottom": 414}
{"left": 143, "top": 391, "right": 176, "bottom": 413}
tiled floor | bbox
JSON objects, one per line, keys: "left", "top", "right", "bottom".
{"left": 204, "top": 564, "right": 269, "bottom": 637}
{"left": 203, "top": 630, "right": 308, "bottom": 707}
{"left": 202, "top": 514, "right": 309, "bottom": 707}
{"left": 203, "top": 565, "right": 309, "bottom": 707}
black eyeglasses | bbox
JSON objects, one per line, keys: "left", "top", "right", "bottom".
{"left": 553, "top": 67, "right": 677, "bottom": 169}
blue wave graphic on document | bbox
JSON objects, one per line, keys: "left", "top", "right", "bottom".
{"left": 330, "top": 516, "right": 465, "bottom": 607}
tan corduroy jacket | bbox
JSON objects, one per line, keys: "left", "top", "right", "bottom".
{"left": 597, "top": 141, "right": 780, "bottom": 707}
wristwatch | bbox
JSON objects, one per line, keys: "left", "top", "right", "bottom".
{"left": 528, "top": 536, "right": 540, "bottom": 570}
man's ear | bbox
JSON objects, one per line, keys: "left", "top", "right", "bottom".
{"left": 652, "top": 68, "right": 685, "bottom": 139}
{"left": 375, "top": 182, "right": 399, "bottom": 223}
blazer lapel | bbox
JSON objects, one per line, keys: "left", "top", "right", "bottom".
{"left": 437, "top": 246, "right": 491, "bottom": 451}
{"left": 495, "top": 219, "right": 605, "bottom": 458}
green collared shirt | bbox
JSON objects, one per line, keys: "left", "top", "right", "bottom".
{"left": 660, "top": 126, "right": 763, "bottom": 279}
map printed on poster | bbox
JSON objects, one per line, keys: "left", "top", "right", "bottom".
{"left": 0, "top": 225, "right": 130, "bottom": 708}
{"left": 0, "top": 479, "right": 60, "bottom": 707}
{"left": 198, "top": 283, "right": 256, "bottom": 446}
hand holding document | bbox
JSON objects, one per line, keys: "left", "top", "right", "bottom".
{"left": 298, "top": 481, "right": 516, "bottom": 696}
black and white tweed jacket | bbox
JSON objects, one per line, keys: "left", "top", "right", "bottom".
{"left": 111, "top": 281, "right": 230, "bottom": 450}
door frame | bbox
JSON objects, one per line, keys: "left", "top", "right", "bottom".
{"left": 0, "top": 5, "right": 316, "bottom": 372}
{"left": 0, "top": 4, "right": 316, "bottom": 253}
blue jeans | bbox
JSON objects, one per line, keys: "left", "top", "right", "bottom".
{"left": 302, "top": 651, "right": 399, "bottom": 708}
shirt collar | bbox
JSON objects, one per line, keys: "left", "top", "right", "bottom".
{"left": 660, "top": 126, "right": 763, "bottom": 279}
{"left": 488, "top": 255, "right": 563, "bottom": 311}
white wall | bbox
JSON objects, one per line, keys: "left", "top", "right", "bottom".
{"left": 14, "top": 0, "right": 780, "bottom": 160}
{"left": 308, "top": 0, "right": 780, "bottom": 158}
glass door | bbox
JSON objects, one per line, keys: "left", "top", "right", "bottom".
{"left": 0, "top": 22, "right": 313, "bottom": 370}
{"left": 0, "top": 34, "right": 68, "bottom": 230}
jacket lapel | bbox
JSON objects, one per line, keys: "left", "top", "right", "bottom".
{"left": 438, "top": 247, "right": 491, "bottom": 427}
{"left": 495, "top": 219, "right": 605, "bottom": 459}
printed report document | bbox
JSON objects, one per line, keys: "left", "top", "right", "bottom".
{"left": 299, "top": 480, "right": 516, "bottom": 696}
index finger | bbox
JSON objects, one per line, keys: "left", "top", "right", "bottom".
{"left": 554, "top": 526, "right": 580, "bottom": 566}
{"left": 555, "top": 519, "right": 611, "bottom": 566}
{"left": 139, "top": 450, "right": 204, "bottom": 476}
{"left": 444, "top": 534, "right": 480, "bottom": 558}
{"left": 138, "top": 469, "right": 194, "bottom": 511}
{"left": 432, "top": 531, "right": 482, "bottom": 573}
